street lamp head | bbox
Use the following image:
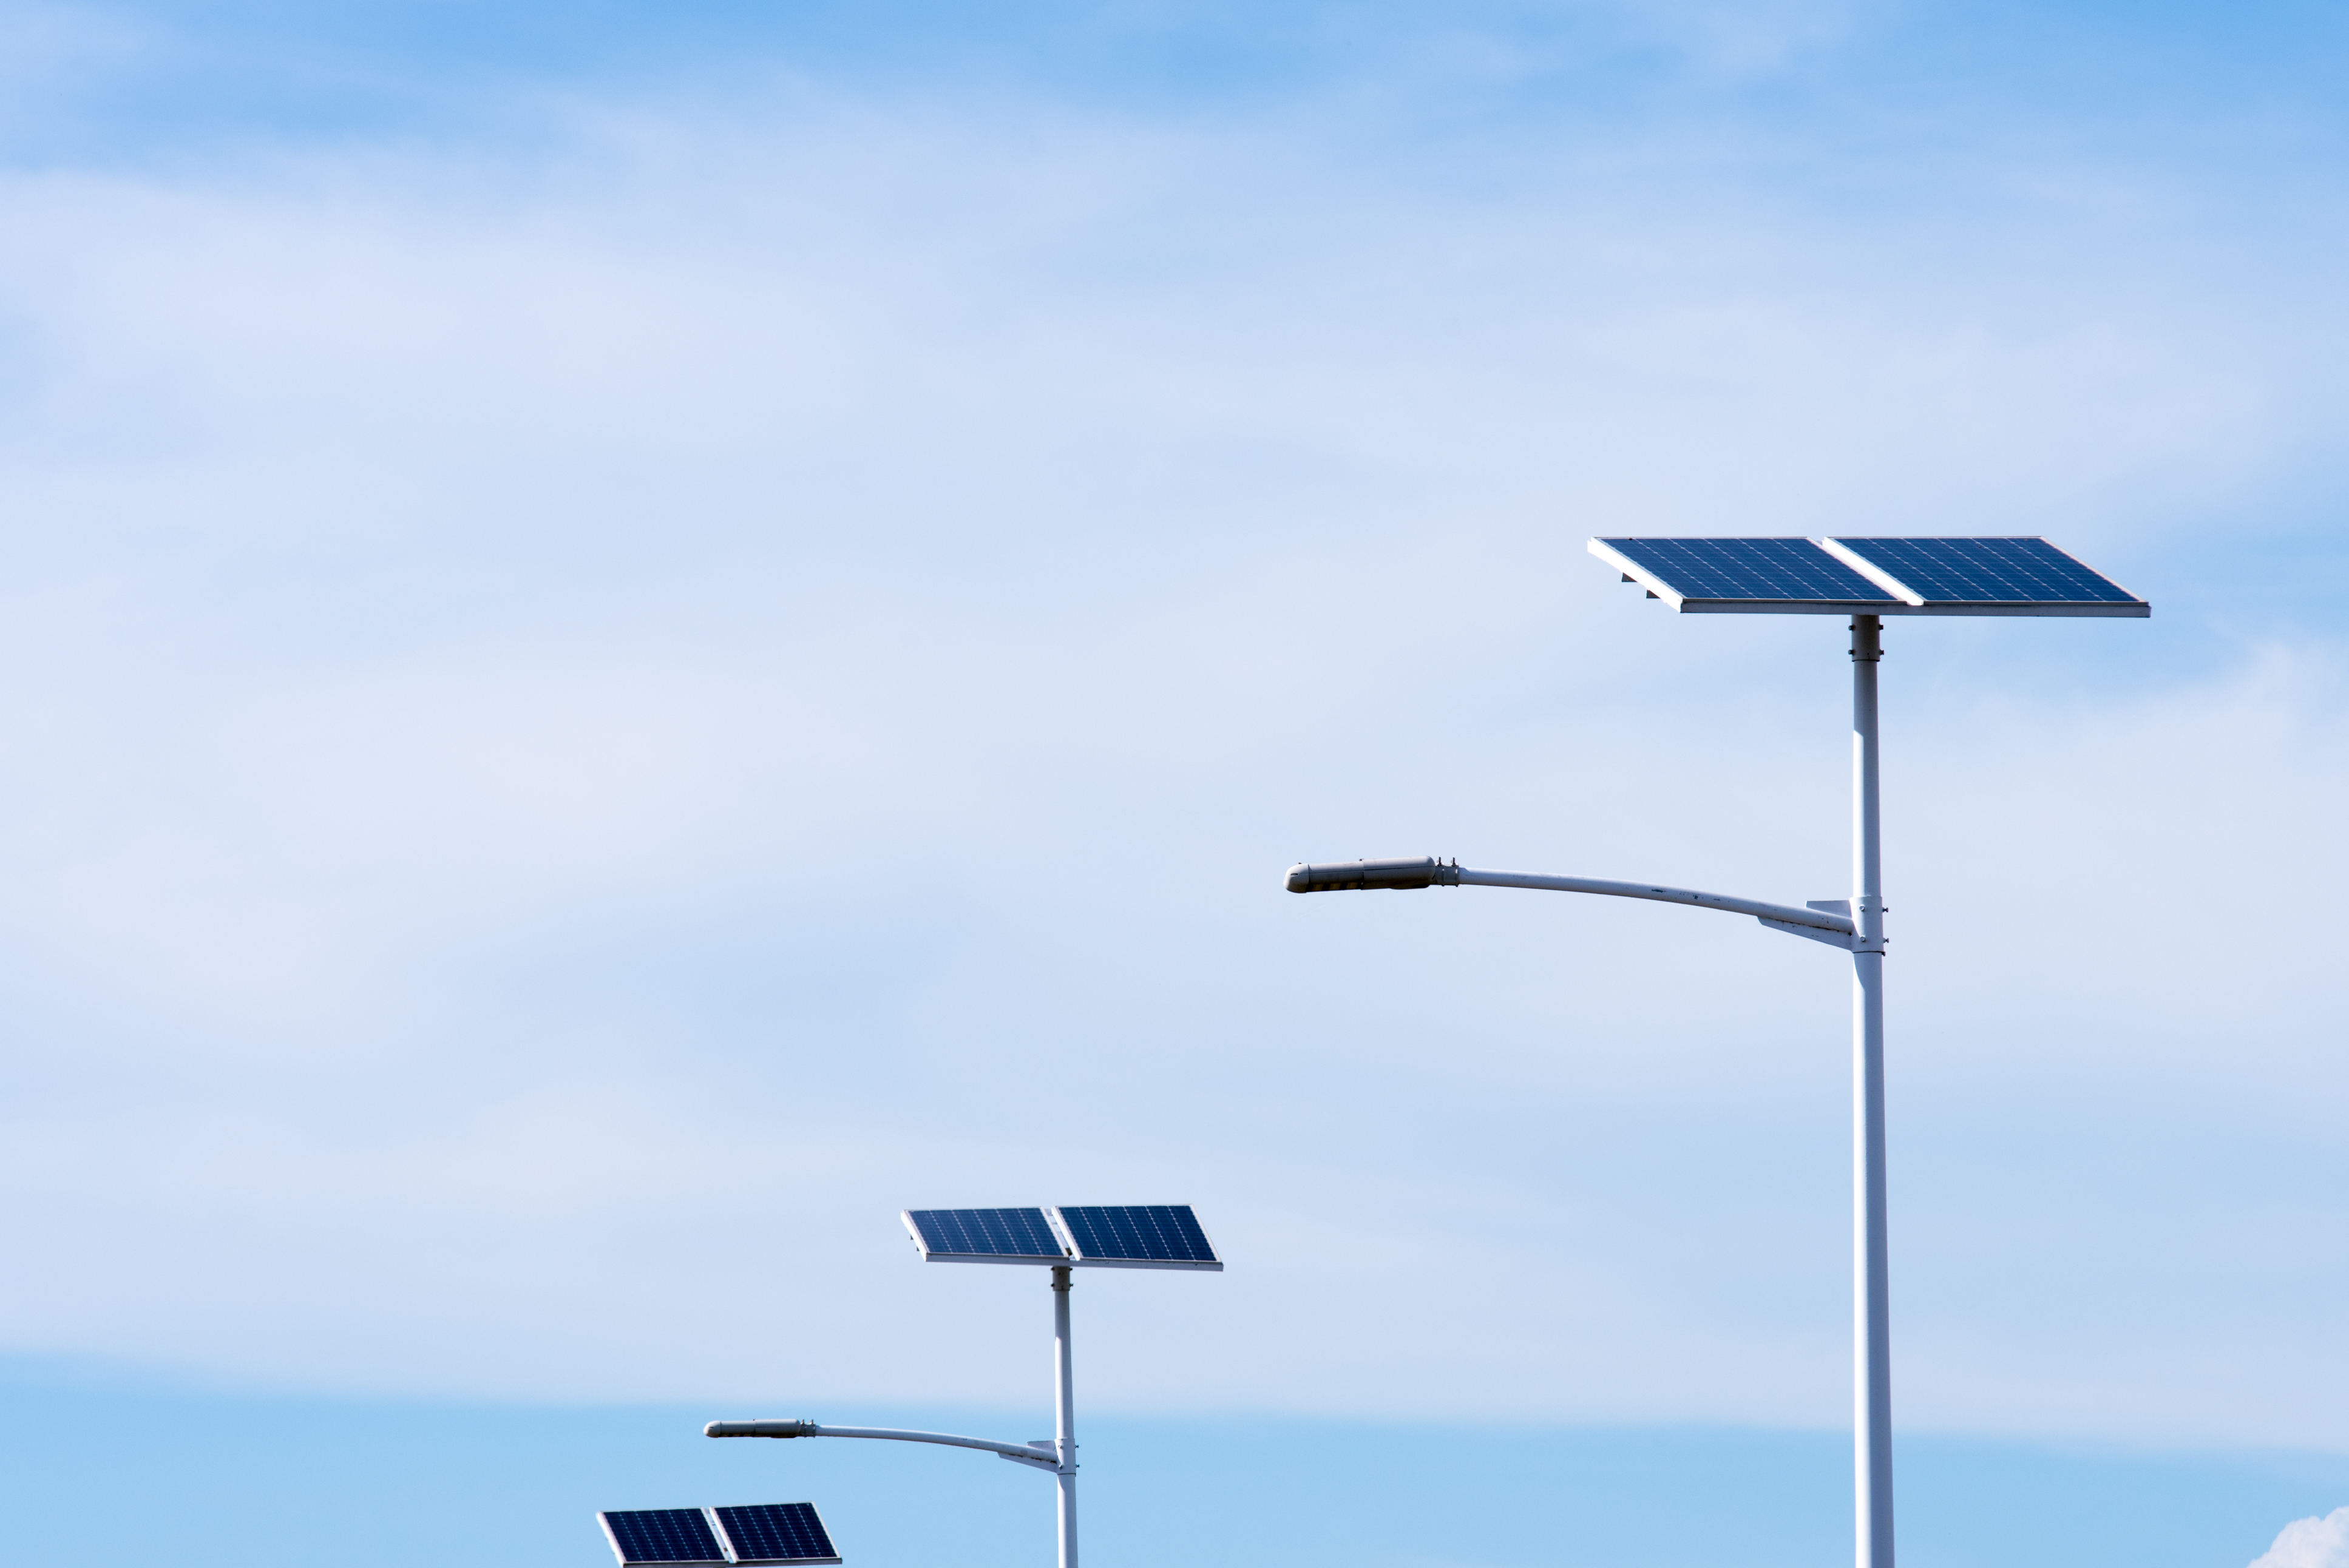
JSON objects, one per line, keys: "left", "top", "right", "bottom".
{"left": 707, "top": 1419, "right": 815, "bottom": 1439}
{"left": 1285, "top": 857, "right": 1461, "bottom": 893}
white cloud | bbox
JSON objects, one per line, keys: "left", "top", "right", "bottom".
{"left": 2252, "top": 1509, "right": 2349, "bottom": 1568}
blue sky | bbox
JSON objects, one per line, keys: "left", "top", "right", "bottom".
{"left": 2, "top": 2, "right": 2347, "bottom": 1565}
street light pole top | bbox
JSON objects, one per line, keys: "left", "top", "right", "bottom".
{"left": 1590, "top": 536, "right": 2147, "bottom": 617}
{"left": 902, "top": 1205, "right": 1224, "bottom": 1270}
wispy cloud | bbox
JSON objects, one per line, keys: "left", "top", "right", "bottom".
{"left": 0, "top": 8, "right": 2344, "bottom": 1445}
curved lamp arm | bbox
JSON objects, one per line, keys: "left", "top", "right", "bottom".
{"left": 707, "top": 1419, "right": 1063, "bottom": 1473}
{"left": 1284, "top": 857, "right": 1856, "bottom": 941}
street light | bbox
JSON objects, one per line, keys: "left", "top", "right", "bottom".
{"left": 1284, "top": 535, "right": 2146, "bottom": 1568}
{"left": 707, "top": 1204, "right": 1222, "bottom": 1568}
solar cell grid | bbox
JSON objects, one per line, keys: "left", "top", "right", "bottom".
{"left": 1829, "top": 537, "right": 2140, "bottom": 605}
{"left": 1054, "top": 1205, "right": 1219, "bottom": 1267}
{"left": 1593, "top": 535, "right": 2146, "bottom": 615}
{"left": 1600, "top": 538, "right": 1895, "bottom": 604}
{"left": 904, "top": 1206, "right": 1066, "bottom": 1261}
{"left": 600, "top": 1509, "right": 727, "bottom": 1566}
{"left": 715, "top": 1503, "right": 841, "bottom": 1564}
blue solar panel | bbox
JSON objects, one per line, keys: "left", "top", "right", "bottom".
{"left": 1595, "top": 538, "right": 1896, "bottom": 607}
{"left": 600, "top": 1509, "right": 727, "bottom": 1566}
{"left": 903, "top": 1206, "right": 1067, "bottom": 1263}
{"left": 1827, "top": 537, "right": 2143, "bottom": 606}
{"left": 1053, "top": 1205, "right": 1222, "bottom": 1269}
{"left": 1593, "top": 536, "right": 2146, "bottom": 616}
{"left": 714, "top": 1503, "right": 842, "bottom": 1565}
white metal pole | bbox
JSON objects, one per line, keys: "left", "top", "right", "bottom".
{"left": 1052, "top": 1265, "right": 1077, "bottom": 1568}
{"left": 1850, "top": 615, "right": 1894, "bottom": 1568}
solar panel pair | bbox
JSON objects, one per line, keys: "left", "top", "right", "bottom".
{"left": 598, "top": 1503, "right": 840, "bottom": 1566}
{"left": 902, "top": 1205, "right": 1222, "bottom": 1271}
{"left": 1589, "top": 537, "right": 2147, "bottom": 616}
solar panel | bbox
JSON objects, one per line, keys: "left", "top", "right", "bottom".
{"left": 903, "top": 1206, "right": 1068, "bottom": 1265}
{"left": 1051, "top": 1205, "right": 1222, "bottom": 1271}
{"left": 1590, "top": 536, "right": 2147, "bottom": 617}
{"left": 599, "top": 1509, "right": 727, "bottom": 1566}
{"left": 713, "top": 1504, "right": 842, "bottom": 1566}
{"left": 1591, "top": 538, "right": 1897, "bottom": 613}
{"left": 1823, "top": 537, "right": 2146, "bottom": 614}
